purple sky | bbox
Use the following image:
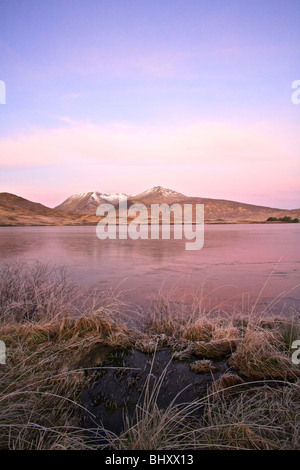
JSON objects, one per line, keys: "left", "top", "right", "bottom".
{"left": 0, "top": 0, "right": 299, "bottom": 208}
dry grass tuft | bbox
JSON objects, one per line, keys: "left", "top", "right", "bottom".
{"left": 210, "top": 372, "right": 246, "bottom": 396}
{"left": 198, "top": 381, "right": 300, "bottom": 450}
{"left": 229, "top": 325, "right": 300, "bottom": 380}
{"left": 190, "top": 360, "right": 216, "bottom": 374}
{"left": 183, "top": 321, "right": 214, "bottom": 342}
{"left": 192, "top": 338, "right": 238, "bottom": 359}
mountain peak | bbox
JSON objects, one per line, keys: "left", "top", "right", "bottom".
{"left": 132, "top": 186, "right": 187, "bottom": 199}
{"left": 148, "top": 186, "right": 176, "bottom": 193}
{"left": 55, "top": 191, "right": 129, "bottom": 213}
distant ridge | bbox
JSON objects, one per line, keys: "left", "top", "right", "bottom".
{"left": 0, "top": 188, "right": 299, "bottom": 226}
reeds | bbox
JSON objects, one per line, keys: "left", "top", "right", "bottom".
{"left": 0, "top": 260, "right": 75, "bottom": 323}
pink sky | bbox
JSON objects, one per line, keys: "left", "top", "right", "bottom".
{"left": 1, "top": 119, "right": 299, "bottom": 209}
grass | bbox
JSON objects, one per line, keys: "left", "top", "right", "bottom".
{"left": 107, "top": 379, "right": 300, "bottom": 450}
{"left": 0, "top": 261, "right": 300, "bottom": 449}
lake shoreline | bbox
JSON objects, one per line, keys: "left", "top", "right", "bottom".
{"left": 0, "top": 220, "right": 299, "bottom": 227}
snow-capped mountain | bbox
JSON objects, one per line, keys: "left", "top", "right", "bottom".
{"left": 58, "top": 186, "right": 300, "bottom": 221}
{"left": 132, "top": 186, "right": 188, "bottom": 204}
{"left": 55, "top": 187, "right": 188, "bottom": 214}
{"left": 55, "top": 191, "right": 129, "bottom": 214}
{"left": 2, "top": 189, "right": 300, "bottom": 225}
{"left": 98, "top": 192, "right": 129, "bottom": 205}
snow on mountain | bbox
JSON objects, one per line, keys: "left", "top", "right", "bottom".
{"left": 132, "top": 186, "right": 187, "bottom": 203}
{"left": 55, "top": 187, "right": 188, "bottom": 214}
{"left": 55, "top": 191, "right": 130, "bottom": 214}
{"left": 99, "top": 193, "right": 129, "bottom": 204}
{"left": 132, "top": 186, "right": 185, "bottom": 197}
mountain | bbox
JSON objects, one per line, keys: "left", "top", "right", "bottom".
{"left": 55, "top": 191, "right": 129, "bottom": 214}
{"left": 54, "top": 186, "right": 300, "bottom": 223}
{"left": 131, "top": 186, "right": 187, "bottom": 204}
{"left": 55, "top": 186, "right": 187, "bottom": 215}
{"left": 1, "top": 188, "right": 299, "bottom": 225}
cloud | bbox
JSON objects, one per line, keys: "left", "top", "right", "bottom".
{"left": 0, "top": 120, "right": 298, "bottom": 171}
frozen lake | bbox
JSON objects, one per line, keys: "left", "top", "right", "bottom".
{"left": 0, "top": 224, "right": 299, "bottom": 314}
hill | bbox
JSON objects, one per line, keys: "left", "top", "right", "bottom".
{"left": 0, "top": 193, "right": 83, "bottom": 226}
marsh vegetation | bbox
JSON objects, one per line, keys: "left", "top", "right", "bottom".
{"left": 0, "top": 261, "right": 299, "bottom": 450}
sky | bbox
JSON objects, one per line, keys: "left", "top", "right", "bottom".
{"left": 0, "top": 0, "right": 299, "bottom": 209}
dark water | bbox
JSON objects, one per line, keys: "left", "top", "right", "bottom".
{"left": 80, "top": 348, "right": 229, "bottom": 436}
{"left": 0, "top": 224, "right": 299, "bottom": 313}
